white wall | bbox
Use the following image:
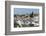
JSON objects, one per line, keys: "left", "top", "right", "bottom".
{"left": 0, "top": 0, "right": 46, "bottom": 36}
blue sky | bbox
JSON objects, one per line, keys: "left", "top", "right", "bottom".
{"left": 14, "top": 8, "right": 39, "bottom": 15}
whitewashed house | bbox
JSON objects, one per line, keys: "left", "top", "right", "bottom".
{"left": 32, "top": 16, "right": 39, "bottom": 27}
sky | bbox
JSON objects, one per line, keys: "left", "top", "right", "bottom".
{"left": 14, "top": 8, "right": 39, "bottom": 15}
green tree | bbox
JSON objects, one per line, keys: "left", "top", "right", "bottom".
{"left": 30, "top": 11, "right": 34, "bottom": 18}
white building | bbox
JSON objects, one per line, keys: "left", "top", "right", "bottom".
{"left": 32, "top": 16, "right": 39, "bottom": 27}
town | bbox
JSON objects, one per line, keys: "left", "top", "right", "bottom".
{"left": 14, "top": 12, "right": 39, "bottom": 27}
